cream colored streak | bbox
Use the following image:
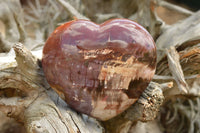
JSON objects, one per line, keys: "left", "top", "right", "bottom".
{"left": 91, "top": 93, "right": 137, "bottom": 121}
{"left": 98, "top": 56, "right": 155, "bottom": 89}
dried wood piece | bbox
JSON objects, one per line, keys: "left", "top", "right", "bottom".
{"left": 179, "top": 45, "right": 200, "bottom": 96}
{"left": 13, "top": 13, "right": 26, "bottom": 43}
{"left": 125, "top": 82, "right": 165, "bottom": 122}
{"left": 158, "top": 1, "right": 194, "bottom": 16}
{"left": 129, "top": 0, "right": 163, "bottom": 39}
{"left": 13, "top": 43, "right": 44, "bottom": 86}
{"left": 156, "top": 11, "right": 200, "bottom": 61}
{"left": 156, "top": 45, "right": 200, "bottom": 76}
{"left": 166, "top": 46, "right": 189, "bottom": 94}
{"left": 95, "top": 13, "right": 123, "bottom": 23}
{"left": 0, "top": 1, "right": 24, "bottom": 43}
{"left": 0, "top": 0, "right": 26, "bottom": 53}
{"left": 0, "top": 34, "right": 13, "bottom": 52}
{"left": 0, "top": 67, "right": 40, "bottom": 121}
{"left": 56, "top": 0, "right": 89, "bottom": 20}
{"left": 128, "top": 120, "right": 162, "bottom": 133}
{"left": 0, "top": 112, "right": 26, "bottom": 133}
{"left": 155, "top": 44, "right": 200, "bottom": 97}
{"left": 82, "top": 0, "right": 138, "bottom": 19}
{"left": 179, "top": 45, "right": 200, "bottom": 75}
{"left": 156, "top": 11, "right": 200, "bottom": 48}
{"left": 160, "top": 97, "right": 200, "bottom": 133}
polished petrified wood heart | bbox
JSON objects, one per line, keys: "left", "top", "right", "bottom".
{"left": 42, "top": 19, "right": 156, "bottom": 121}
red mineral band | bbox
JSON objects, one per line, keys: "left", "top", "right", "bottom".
{"left": 42, "top": 19, "right": 156, "bottom": 121}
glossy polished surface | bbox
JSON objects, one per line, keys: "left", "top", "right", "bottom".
{"left": 42, "top": 19, "right": 156, "bottom": 121}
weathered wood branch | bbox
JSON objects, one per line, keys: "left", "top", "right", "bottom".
{"left": 0, "top": 0, "right": 25, "bottom": 52}
{"left": 156, "top": 10, "right": 200, "bottom": 61}
{"left": 166, "top": 46, "right": 189, "bottom": 93}
{"left": 158, "top": 1, "right": 194, "bottom": 16}
{"left": 155, "top": 40, "right": 200, "bottom": 97}
{"left": 0, "top": 34, "right": 13, "bottom": 52}
{"left": 56, "top": 0, "right": 89, "bottom": 20}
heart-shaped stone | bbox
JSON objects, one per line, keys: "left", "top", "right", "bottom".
{"left": 42, "top": 19, "right": 156, "bottom": 121}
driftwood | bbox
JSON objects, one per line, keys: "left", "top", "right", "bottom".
{"left": 0, "top": 0, "right": 200, "bottom": 133}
